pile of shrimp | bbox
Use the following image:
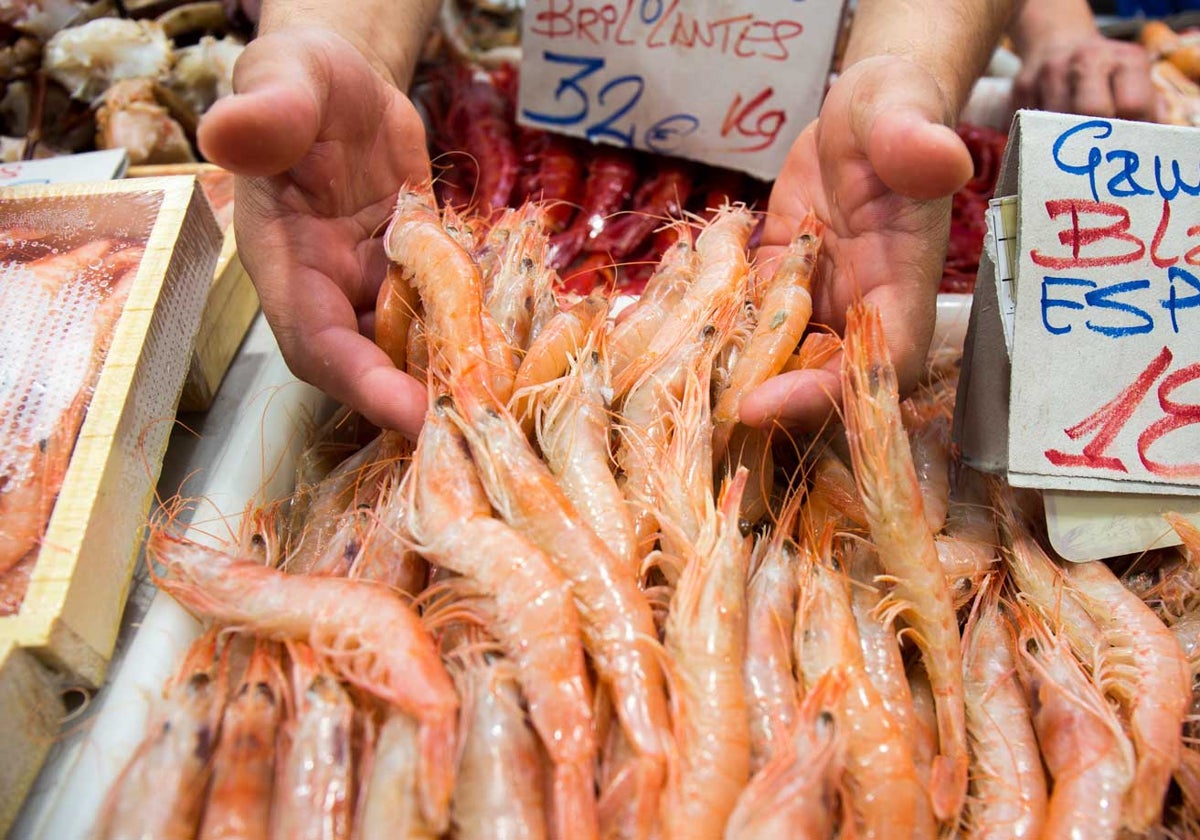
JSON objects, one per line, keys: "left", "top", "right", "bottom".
{"left": 104, "top": 187, "right": 1200, "bottom": 840}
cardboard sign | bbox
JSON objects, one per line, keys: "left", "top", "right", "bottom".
{"left": 955, "top": 110, "right": 1200, "bottom": 560}
{"left": 517, "top": 0, "right": 846, "bottom": 179}
{"left": 961, "top": 110, "right": 1200, "bottom": 496}
{"left": 0, "top": 149, "right": 129, "bottom": 188}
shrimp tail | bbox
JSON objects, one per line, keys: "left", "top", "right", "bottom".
{"left": 418, "top": 718, "right": 456, "bottom": 831}
{"left": 551, "top": 761, "right": 602, "bottom": 840}
{"left": 930, "top": 753, "right": 969, "bottom": 825}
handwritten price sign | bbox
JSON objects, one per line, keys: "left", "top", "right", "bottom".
{"left": 1007, "top": 111, "right": 1200, "bottom": 494}
{"left": 517, "top": 1, "right": 847, "bottom": 179}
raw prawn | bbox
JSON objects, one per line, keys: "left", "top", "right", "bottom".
{"left": 147, "top": 528, "right": 458, "bottom": 831}
{"left": 446, "top": 384, "right": 670, "bottom": 837}
{"left": 794, "top": 526, "right": 934, "bottom": 840}
{"left": 1013, "top": 603, "right": 1135, "bottom": 840}
{"left": 607, "top": 232, "right": 697, "bottom": 386}
{"left": 613, "top": 205, "right": 754, "bottom": 398}
{"left": 407, "top": 404, "right": 598, "bottom": 839}
{"left": 272, "top": 643, "right": 357, "bottom": 840}
{"left": 199, "top": 638, "right": 283, "bottom": 840}
{"left": 536, "top": 331, "right": 638, "bottom": 576}
{"left": 513, "top": 291, "right": 607, "bottom": 400}
{"left": 711, "top": 215, "right": 821, "bottom": 461}
{"left": 483, "top": 203, "right": 552, "bottom": 356}
{"left": 384, "top": 189, "right": 497, "bottom": 404}
{"left": 961, "top": 577, "right": 1047, "bottom": 840}
{"left": 1059, "top": 557, "right": 1191, "bottom": 831}
{"left": 548, "top": 146, "right": 637, "bottom": 270}
{"left": 357, "top": 712, "right": 438, "bottom": 840}
{"left": 662, "top": 469, "right": 752, "bottom": 840}
{"left": 846, "top": 545, "right": 921, "bottom": 762}
{"left": 97, "top": 628, "right": 227, "bottom": 840}
{"left": 440, "top": 63, "right": 517, "bottom": 215}
{"left": 587, "top": 158, "right": 693, "bottom": 259}
{"left": 374, "top": 264, "right": 419, "bottom": 372}
{"left": 742, "top": 497, "right": 802, "bottom": 774}
{"left": 514, "top": 128, "right": 584, "bottom": 233}
{"left": 448, "top": 646, "right": 550, "bottom": 840}
{"left": 725, "top": 670, "right": 847, "bottom": 840}
{"left": 840, "top": 300, "right": 967, "bottom": 824}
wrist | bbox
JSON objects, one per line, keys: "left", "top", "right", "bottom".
{"left": 837, "top": 55, "right": 958, "bottom": 128}
{"left": 258, "top": 1, "right": 438, "bottom": 89}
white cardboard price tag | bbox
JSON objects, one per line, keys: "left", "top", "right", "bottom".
{"left": 956, "top": 110, "right": 1200, "bottom": 560}
{"left": 517, "top": 1, "right": 846, "bottom": 179}
{"left": 0, "top": 149, "right": 129, "bottom": 188}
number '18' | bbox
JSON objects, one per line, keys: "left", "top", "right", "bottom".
{"left": 1044, "top": 346, "right": 1200, "bottom": 479}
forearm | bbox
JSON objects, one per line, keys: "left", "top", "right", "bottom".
{"left": 845, "top": 0, "right": 1018, "bottom": 118}
{"left": 1008, "top": 0, "right": 1099, "bottom": 56}
{"left": 259, "top": 0, "right": 440, "bottom": 87}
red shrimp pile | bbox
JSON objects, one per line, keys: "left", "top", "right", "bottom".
{"left": 416, "top": 61, "right": 770, "bottom": 297}
{"left": 942, "top": 122, "right": 1007, "bottom": 294}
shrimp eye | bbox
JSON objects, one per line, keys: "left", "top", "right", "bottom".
{"left": 436, "top": 394, "right": 454, "bottom": 410}
{"left": 590, "top": 351, "right": 601, "bottom": 365}
{"left": 486, "top": 407, "right": 501, "bottom": 419}
{"left": 816, "top": 710, "right": 835, "bottom": 733}
{"left": 701, "top": 324, "right": 716, "bottom": 339}
{"left": 521, "top": 257, "right": 535, "bottom": 272}
{"left": 250, "top": 533, "right": 265, "bottom": 548}
{"left": 1025, "top": 637, "right": 1039, "bottom": 655}
{"left": 799, "top": 233, "right": 815, "bottom": 245}
{"left": 738, "top": 518, "right": 753, "bottom": 537}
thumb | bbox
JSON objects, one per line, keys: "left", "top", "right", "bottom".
{"left": 197, "top": 33, "right": 324, "bottom": 177}
{"left": 848, "top": 62, "right": 974, "bottom": 201}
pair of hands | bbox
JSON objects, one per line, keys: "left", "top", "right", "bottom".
{"left": 199, "top": 29, "right": 971, "bottom": 438}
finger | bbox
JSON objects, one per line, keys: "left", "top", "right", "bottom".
{"left": 1068, "top": 55, "right": 1117, "bottom": 118}
{"left": 1038, "top": 59, "right": 1074, "bottom": 113}
{"left": 739, "top": 363, "right": 842, "bottom": 431}
{"left": 197, "top": 35, "right": 323, "bottom": 176}
{"left": 1113, "top": 57, "right": 1157, "bottom": 120}
{"left": 1012, "top": 67, "right": 1038, "bottom": 111}
{"left": 862, "top": 274, "right": 938, "bottom": 398}
{"left": 249, "top": 240, "right": 426, "bottom": 436}
{"left": 290, "top": 325, "right": 428, "bottom": 439}
{"left": 855, "top": 104, "right": 973, "bottom": 201}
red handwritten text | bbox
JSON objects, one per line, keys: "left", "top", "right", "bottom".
{"left": 720, "top": 87, "right": 786, "bottom": 153}
{"left": 529, "top": 0, "right": 804, "bottom": 62}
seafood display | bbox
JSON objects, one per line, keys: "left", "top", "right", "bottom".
{"left": 97, "top": 186, "right": 1200, "bottom": 839}
{"left": 0, "top": 220, "right": 148, "bottom": 615}
{"left": 0, "top": 1, "right": 247, "bottom": 164}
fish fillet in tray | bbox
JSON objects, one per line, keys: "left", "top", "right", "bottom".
{"left": 0, "top": 176, "right": 221, "bottom": 831}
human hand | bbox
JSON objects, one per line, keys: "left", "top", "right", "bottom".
{"left": 198, "top": 27, "right": 430, "bottom": 437}
{"left": 1013, "top": 33, "right": 1157, "bottom": 121}
{"left": 739, "top": 56, "right": 974, "bottom": 431}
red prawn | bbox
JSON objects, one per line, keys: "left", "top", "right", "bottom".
{"left": 941, "top": 123, "right": 1008, "bottom": 294}
{"left": 548, "top": 145, "right": 637, "bottom": 270}
{"left": 587, "top": 157, "right": 694, "bottom": 259}
{"left": 440, "top": 63, "right": 518, "bottom": 216}
{"left": 515, "top": 127, "right": 585, "bottom": 233}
